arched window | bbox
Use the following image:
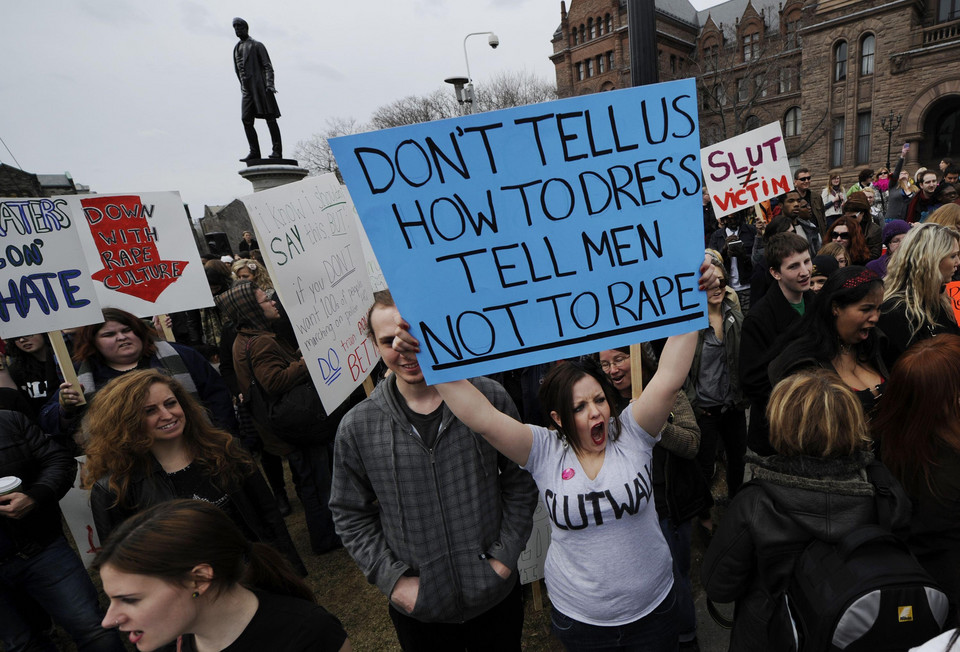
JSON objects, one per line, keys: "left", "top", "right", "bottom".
{"left": 834, "top": 41, "right": 848, "bottom": 81}
{"left": 860, "top": 34, "right": 875, "bottom": 75}
{"left": 572, "top": 28, "right": 578, "bottom": 45}
{"left": 588, "top": 18, "right": 596, "bottom": 39}
{"left": 596, "top": 16, "right": 603, "bottom": 36}
{"left": 605, "top": 14, "right": 612, "bottom": 33}
{"left": 745, "top": 115, "right": 762, "bottom": 131}
{"left": 580, "top": 24, "right": 586, "bottom": 43}
{"left": 784, "top": 107, "right": 802, "bottom": 136}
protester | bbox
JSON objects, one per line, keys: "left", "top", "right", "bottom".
{"left": 702, "top": 369, "right": 911, "bottom": 651}
{"left": 218, "top": 281, "right": 358, "bottom": 555}
{"left": 778, "top": 189, "right": 821, "bottom": 257}
{"left": 96, "top": 500, "right": 350, "bottom": 652}
{"left": 793, "top": 168, "right": 826, "bottom": 234}
{"left": 4, "top": 333, "right": 59, "bottom": 420}
{"left": 232, "top": 258, "right": 274, "bottom": 293}
{"left": 238, "top": 230, "right": 259, "bottom": 257}
{"left": 931, "top": 183, "right": 960, "bottom": 213}
{"left": 907, "top": 170, "right": 941, "bottom": 223}
{"left": 330, "top": 289, "right": 538, "bottom": 651}
{"left": 40, "top": 308, "right": 236, "bottom": 451}
{"left": 768, "top": 266, "right": 886, "bottom": 420}
{"left": 386, "top": 260, "right": 718, "bottom": 651}
{"left": 740, "top": 233, "right": 813, "bottom": 455}
{"left": 876, "top": 335, "right": 960, "bottom": 610}
{"left": 83, "top": 369, "right": 304, "bottom": 574}
{"left": 599, "top": 346, "right": 706, "bottom": 651}
{"left": 822, "top": 173, "right": 846, "bottom": 223}
{"left": 825, "top": 215, "right": 872, "bottom": 265}
{"left": 817, "top": 241, "right": 849, "bottom": 268}
{"left": 0, "top": 405, "right": 126, "bottom": 652}
{"left": 683, "top": 260, "right": 747, "bottom": 506}
{"left": 707, "top": 209, "right": 755, "bottom": 312}
{"left": 809, "top": 255, "right": 839, "bottom": 293}
{"left": 844, "top": 191, "right": 883, "bottom": 259}
{"left": 928, "top": 203, "right": 960, "bottom": 234}
{"left": 878, "top": 223, "right": 960, "bottom": 367}
{"left": 748, "top": 215, "right": 794, "bottom": 305}
{"left": 866, "top": 219, "right": 912, "bottom": 278}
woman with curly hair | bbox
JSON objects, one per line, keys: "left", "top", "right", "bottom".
{"left": 232, "top": 258, "right": 274, "bottom": 293}
{"left": 825, "top": 215, "right": 872, "bottom": 265}
{"left": 878, "top": 223, "right": 960, "bottom": 368}
{"left": 39, "top": 307, "right": 236, "bottom": 450}
{"left": 83, "top": 369, "right": 304, "bottom": 574}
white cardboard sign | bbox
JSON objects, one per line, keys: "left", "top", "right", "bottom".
{"left": 239, "top": 175, "right": 379, "bottom": 412}
{"left": 0, "top": 196, "right": 104, "bottom": 339}
{"left": 701, "top": 122, "right": 794, "bottom": 218}
{"left": 63, "top": 191, "right": 214, "bottom": 316}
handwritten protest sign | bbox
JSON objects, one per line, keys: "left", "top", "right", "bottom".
{"left": 701, "top": 121, "right": 793, "bottom": 218}
{"left": 0, "top": 196, "right": 103, "bottom": 338}
{"left": 354, "top": 206, "right": 387, "bottom": 292}
{"left": 239, "top": 175, "right": 379, "bottom": 412}
{"left": 946, "top": 281, "right": 960, "bottom": 325}
{"left": 330, "top": 79, "right": 706, "bottom": 384}
{"left": 63, "top": 192, "right": 213, "bottom": 316}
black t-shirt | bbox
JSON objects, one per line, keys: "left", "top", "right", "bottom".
{"left": 179, "top": 591, "right": 347, "bottom": 652}
{"left": 392, "top": 382, "right": 443, "bottom": 449}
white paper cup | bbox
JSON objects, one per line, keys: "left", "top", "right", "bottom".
{"left": 0, "top": 476, "right": 22, "bottom": 496}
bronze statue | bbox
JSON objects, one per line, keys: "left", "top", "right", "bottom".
{"left": 233, "top": 17, "right": 282, "bottom": 161}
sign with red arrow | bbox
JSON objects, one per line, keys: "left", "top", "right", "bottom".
{"left": 65, "top": 191, "right": 213, "bottom": 317}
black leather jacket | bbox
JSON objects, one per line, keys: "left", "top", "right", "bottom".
{"left": 0, "top": 409, "right": 76, "bottom": 557}
{"left": 91, "top": 457, "right": 305, "bottom": 574}
{"left": 702, "top": 451, "right": 911, "bottom": 652}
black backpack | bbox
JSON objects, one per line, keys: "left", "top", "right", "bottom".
{"left": 753, "top": 464, "right": 950, "bottom": 652}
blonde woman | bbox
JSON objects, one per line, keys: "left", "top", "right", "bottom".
{"left": 927, "top": 203, "right": 960, "bottom": 233}
{"left": 822, "top": 173, "right": 846, "bottom": 221}
{"left": 877, "top": 223, "right": 960, "bottom": 367}
{"left": 232, "top": 258, "right": 274, "bottom": 293}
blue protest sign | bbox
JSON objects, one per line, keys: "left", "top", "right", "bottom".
{"left": 330, "top": 78, "right": 706, "bottom": 384}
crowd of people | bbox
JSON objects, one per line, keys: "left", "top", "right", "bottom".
{"left": 3, "top": 154, "right": 960, "bottom": 652}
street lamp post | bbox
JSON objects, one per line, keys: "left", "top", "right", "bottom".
{"left": 880, "top": 110, "right": 902, "bottom": 170}
{"left": 445, "top": 31, "right": 499, "bottom": 114}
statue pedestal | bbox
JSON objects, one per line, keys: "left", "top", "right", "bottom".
{"left": 238, "top": 162, "right": 308, "bottom": 192}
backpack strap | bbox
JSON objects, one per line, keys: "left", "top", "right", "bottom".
{"left": 864, "top": 460, "right": 895, "bottom": 531}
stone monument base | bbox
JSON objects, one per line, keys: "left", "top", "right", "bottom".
{"left": 238, "top": 162, "right": 309, "bottom": 192}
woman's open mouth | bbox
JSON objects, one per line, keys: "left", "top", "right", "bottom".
{"left": 590, "top": 422, "right": 605, "bottom": 446}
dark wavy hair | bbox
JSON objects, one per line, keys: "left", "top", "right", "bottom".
{"left": 826, "top": 216, "right": 871, "bottom": 265}
{"left": 93, "top": 500, "right": 312, "bottom": 602}
{"left": 82, "top": 370, "right": 253, "bottom": 506}
{"left": 773, "top": 266, "right": 883, "bottom": 369}
{"left": 71, "top": 308, "right": 157, "bottom": 364}
{"left": 538, "top": 358, "right": 623, "bottom": 453}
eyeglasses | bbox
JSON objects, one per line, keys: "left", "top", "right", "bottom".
{"left": 831, "top": 232, "right": 851, "bottom": 241}
{"left": 599, "top": 354, "right": 629, "bottom": 372}
{"left": 797, "top": 176, "right": 812, "bottom": 182}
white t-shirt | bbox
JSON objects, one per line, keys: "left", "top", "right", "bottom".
{"left": 911, "top": 629, "right": 959, "bottom": 651}
{"left": 522, "top": 408, "right": 674, "bottom": 626}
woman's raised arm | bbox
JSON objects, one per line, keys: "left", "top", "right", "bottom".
{"left": 392, "top": 317, "right": 533, "bottom": 466}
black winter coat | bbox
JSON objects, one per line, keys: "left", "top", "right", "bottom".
{"left": 0, "top": 409, "right": 76, "bottom": 556}
{"left": 702, "top": 452, "right": 911, "bottom": 652}
{"left": 739, "top": 283, "right": 813, "bottom": 454}
{"left": 91, "top": 457, "right": 305, "bottom": 574}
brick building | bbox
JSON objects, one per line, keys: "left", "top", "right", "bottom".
{"left": 551, "top": 0, "right": 960, "bottom": 183}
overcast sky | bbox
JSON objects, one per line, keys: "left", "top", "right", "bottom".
{"left": 2, "top": 0, "right": 566, "bottom": 218}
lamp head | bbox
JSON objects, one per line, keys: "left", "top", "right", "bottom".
{"left": 488, "top": 33, "right": 499, "bottom": 49}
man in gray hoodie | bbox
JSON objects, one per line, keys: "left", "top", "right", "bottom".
{"left": 330, "top": 290, "right": 538, "bottom": 651}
